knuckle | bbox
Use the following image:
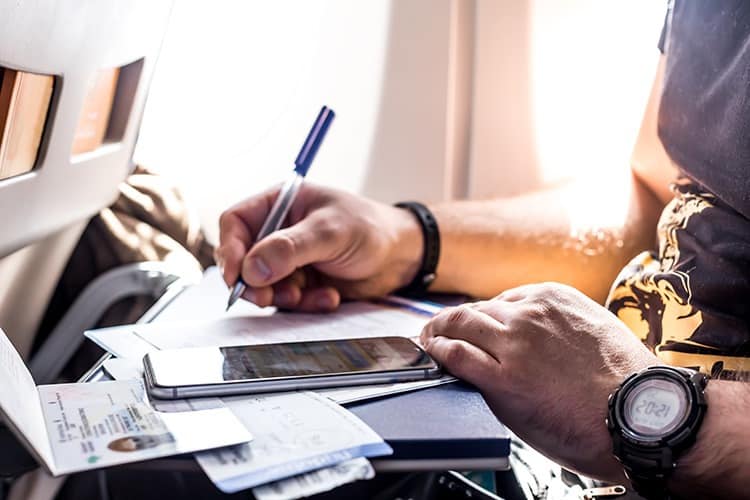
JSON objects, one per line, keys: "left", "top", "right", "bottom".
{"left": 442, "top": 342, "right": 468, "bottom": 367}
{"left": 539, "top": 281, "right": 569, "bottom": 298}
{"left": 272, "top": 233, "right": 298, "bottom": 260}
{"left": 525, "top": 300, "right": 550, "bottom": 322}
{"left": 531, "top": 281, "right": 554, "bottom": 297}
{"left": 213, "top": 245, "right": 224, "bottom": 260}
{"left": 214, "top": 247, "right": 227, "bottom": 268}
{"left": 218, "top": 210, "right": 237, "bottom": 233}
{"left": 314, "top": 216, "right": 342, "bottom": 245}
{"left": 445, "top": 305, "right": 471, "bottom": 326}
{"left": 217, "top": 212, "right": 232, "bottom": 240}
{"left": 218, "top": 210, "right": 229, "bottom": 227}
{"left": 525, "top": 282, "right": 554, "bottom": 305}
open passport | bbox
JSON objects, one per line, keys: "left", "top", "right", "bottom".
{"left": 0, "top": 327, "right": 251, "bottom": 476}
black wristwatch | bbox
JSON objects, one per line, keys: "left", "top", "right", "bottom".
{"left": 606, "top": 366, "right": 708, "bottom": 499}
{"left": 394, "top": 201, "right": 440, "bottom": 297}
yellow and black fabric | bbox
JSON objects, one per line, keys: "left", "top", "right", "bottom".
{"left": 607, "top": 1, "right": 750, "bottom": 378}
{"left": 607, "top": 179, "right": 750, "bottom": 378}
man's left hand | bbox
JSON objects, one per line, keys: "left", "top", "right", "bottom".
{"left": 421, "top": 282, "right": 660, "bottom": 481}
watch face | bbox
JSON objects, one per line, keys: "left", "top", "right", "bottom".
{"left": 622, "top": 377, "right": 689, "bottom": 437}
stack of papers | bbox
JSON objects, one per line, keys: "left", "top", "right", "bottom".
{"left": 79, "top": 267, "right": 456, "bottom": 497}
{"left": 86, "top": 267, "right": 456, "bottom": 407}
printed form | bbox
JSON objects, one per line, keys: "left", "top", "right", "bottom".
{"left": 195, "top": 391, "right": 392, "bottom": 493}
{"left": 98, "top": 358, "right": 392, "bottom": 496}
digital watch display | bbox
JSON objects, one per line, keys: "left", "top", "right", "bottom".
{"left": 607, "top": 366, "right": 708, "bottom": 499}
{"left": 622, "top": 377, "right": 688, "bottom": 437}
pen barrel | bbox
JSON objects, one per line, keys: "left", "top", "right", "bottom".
{"left": 256, "top": 173, "right": 304, "bottom": 241}
{"left": 294, "top": 106, "right": 335, "bottom": 176}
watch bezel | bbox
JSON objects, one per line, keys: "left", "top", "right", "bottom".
{"left": 611, "top": 366, "right": 706, "bottom": 450}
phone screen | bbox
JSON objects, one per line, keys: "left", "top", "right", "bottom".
{"left": 147, "top": 337, "right": 436, "bottom": 387}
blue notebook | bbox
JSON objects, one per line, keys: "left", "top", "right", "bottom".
{"left": 348, "top": 382, "right": 511, "bottom": 466}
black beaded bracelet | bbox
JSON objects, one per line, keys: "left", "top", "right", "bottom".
{"left": 394, "top": 201, "right": 440, "bottom": 297}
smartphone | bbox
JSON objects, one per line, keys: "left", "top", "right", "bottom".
{"left": 143, "top": 336, "right": 442, "bottom": 399}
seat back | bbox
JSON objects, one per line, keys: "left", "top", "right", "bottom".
{"left": 0, "top": 1, "right": 173, "bottom": 355}
{"left": 0, "top": 0, "right": 173, "bottom": 257}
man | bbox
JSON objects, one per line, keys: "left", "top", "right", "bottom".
{"left": 216, "top": 2, "right": 748, "bottom": 498}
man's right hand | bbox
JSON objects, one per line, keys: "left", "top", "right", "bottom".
{"left": 215, "top": 183, "right": 424, "bottom": 312}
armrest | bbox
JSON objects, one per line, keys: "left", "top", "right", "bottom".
{"left": 29, "top": 261, "right": 201, "bottom": 385}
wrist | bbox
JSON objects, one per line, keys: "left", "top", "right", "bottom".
{"left": 668, "top": 380, "right": 749, "bottom": 498}
{"left": 388, "top": 204, "right": 425, "bottom": 290}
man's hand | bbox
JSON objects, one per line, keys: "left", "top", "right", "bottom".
{"left": 215, "top": 184, "right": 423, "bottom": 311}
{"left": 421, "top": 282, "right": 660, "bottom": 481}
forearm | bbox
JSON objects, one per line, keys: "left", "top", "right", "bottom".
{"left": 669, "top": 380, "right": 750, "bottom": 499}
{"left": 428, "top": 171, "right": 663, "bottom": 302}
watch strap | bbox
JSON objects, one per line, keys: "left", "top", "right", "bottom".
{"left": 613, "top": 438, "right": 673, "bottom": 499}
{"left": 626, "top": 471, "right": 671, "bottom": 499}
{"left": 394, "top": 201, "right": 440, "bottom": 297}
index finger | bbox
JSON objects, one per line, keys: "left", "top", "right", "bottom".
{"left": 216, "top": 188, "right": 279, "bottom": 286}
{"left": 421, "top": 305, "right": 506, "bottom": 363}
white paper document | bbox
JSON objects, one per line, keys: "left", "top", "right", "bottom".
{"left": 195, "top": 391, "right": 392, "bottom": 493}
{"left": 0, "top": 328, "right": 251, "bottom": 476}
{"left": 314, "top": 375, "right": 457, "bottom": 404}
{"left": 86, "top": 266, "right": 438, "bottom": 358}
{"left": 87, "top": 268, "right": 453, "bottom": 406}
{"left": 252, "top": 457, "right": 375, "bottom": 500}
{"left": 154, "top": 266, "right": 271, "bottom": 323}
{"left": 87, "top": 301, "right": 433, "bottom": 360}
{"left": 153, "top": 266, "right": 441, "bottom": 323}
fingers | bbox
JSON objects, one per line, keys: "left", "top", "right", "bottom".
{"left": 216, "top": 211, "right": 252, "bottom": 287}
{"left": 473, "top": 298, "right": 515, "bottom": 325}
{"left": 271, "top": 273, "right": 305, "bottom": 309}
{"left": 240, "top": 268, "right": 305, "bottom": 309}
{"left": 494, "top": 286, "right": 531, "bottom": 303}
{"left": 241, "top": 210, "right": 343, "bottom": 287}
{"left": 241, "top": 269, "right": 340, "bottom": 312}
{"left": 421, "top": 304, "right": 506, "bottom": 362}
{"left": 216, "top": 188, "right": 277, "bottom": 286}
{"left": 296, "top": 286, "right": 340, "bottom": 312}
{"left": 424, "top": 336, "right": 499, "bottom": 387}
{"left": 241, "top": 285, "right": 273, "bottom": 307}
{"left": 269, "top": 271, "right": 340, "bottom": 312}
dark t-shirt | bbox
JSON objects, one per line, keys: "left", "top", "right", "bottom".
{"left": 658, "top": 1, "right": 750, "bottom": 218}
{"left": 606, "top": 1, "right": 750, "bottom": 378}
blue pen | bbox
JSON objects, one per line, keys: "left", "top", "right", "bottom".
{"left": 226, "top": 106, "right": 336, "bottom": 310}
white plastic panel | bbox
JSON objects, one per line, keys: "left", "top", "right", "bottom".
{"left": 0, "top": 0, "right": 173, "bottom": 258}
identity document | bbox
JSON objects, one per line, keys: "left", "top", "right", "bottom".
{"left": 0, "top": 328, "right": 251, "bottom": 475}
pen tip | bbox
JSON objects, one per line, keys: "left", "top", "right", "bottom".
{"left": 226, "top": 281, "right": 246, "bottom": 312}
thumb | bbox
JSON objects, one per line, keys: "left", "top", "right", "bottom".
{"left": 426, "top": 336, "right": 499, "bottom": 387}
{"left": 241, "top": 213, "right": 343, "bottom": 287}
